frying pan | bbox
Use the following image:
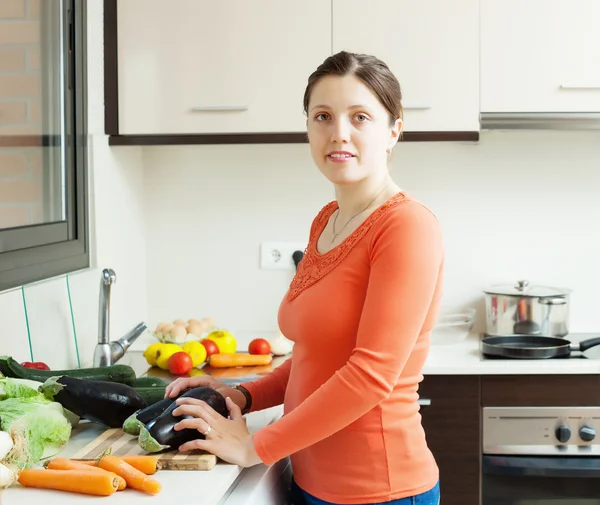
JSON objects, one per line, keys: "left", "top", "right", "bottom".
{"left": 481, "top": 335, "right": 600, "bottom": 359}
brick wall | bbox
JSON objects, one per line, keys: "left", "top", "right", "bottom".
{"left": 0, "top": 0, "right": 44, "bottom": 229}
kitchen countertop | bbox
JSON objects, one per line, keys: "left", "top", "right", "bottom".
{"left": 2, "top": 333, "right": 598, "bottom": 502}
{"left": 1, "top": 405, "right": 286, "bottom": 505}
{"left": 131, "top": 333, "right": 600, "bottom": 380}
{"left": 424, "top": 332, "right": 600, "bottom": 375}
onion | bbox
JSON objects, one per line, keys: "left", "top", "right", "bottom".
{"left": 0, "top": 431, "right": 13, "bottom": 460}
{"left": 269, "top": 332, "right": 294, "bottom": 356}
{"left": 0, "top": 462, "right": 16, "bottom": 488}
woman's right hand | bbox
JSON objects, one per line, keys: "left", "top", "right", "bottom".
{"left": 165, "top": 376, "right": 248, "bottom": 413}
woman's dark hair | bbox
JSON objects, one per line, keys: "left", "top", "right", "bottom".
{"left": 303, "top": 51, "right": 403, "bottom": 126}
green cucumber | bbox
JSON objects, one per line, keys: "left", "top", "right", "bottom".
{"left": 0, "top": 356, "right": 137, "bottom": 386}
{"left": 134, "top": 386, "right": 167, "bottom": 405}
{"left": 133, "top": 377, "right": 169, "bottom": 388}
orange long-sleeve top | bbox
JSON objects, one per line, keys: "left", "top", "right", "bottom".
{"left": 243, "top": 192, "right": 444, "bottom": 504}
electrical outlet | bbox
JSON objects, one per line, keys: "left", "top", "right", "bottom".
{"left": 260, "top": 242, "right": 306, "bottom": 270}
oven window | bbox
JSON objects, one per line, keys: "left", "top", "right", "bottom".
{"left": 483, "top": 456, "right": 600, "bottom": 505}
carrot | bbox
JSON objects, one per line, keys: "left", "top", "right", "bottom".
{"left": 18, "top": 468, "right": 119, "bottom": 496}
{"left": 76, "top": 455, "right": 158, "bottom": 475}
{"left": 47, "top": 458, "right": 127, "bottom": 490}
{"left": 98, "top": 455, "right": 161, "bottom": 495}
{"left": 209, "top": 353, "right": 273, "bottom": 368}
{"left": 117, "top": 455, "right": 159, "bottom": 475}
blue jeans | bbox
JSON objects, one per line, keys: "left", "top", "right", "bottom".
{"left": 289, "top": 478, "right": 440, "bottom": 505}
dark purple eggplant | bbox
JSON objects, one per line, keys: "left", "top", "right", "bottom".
{"left": 40, "top": 375, "right": 147, "bottom": 427}
{"left": 138, "top": 387, "right": 227, "bottom": 452}
{"left": 123, "top": 397, "right": 174, "bottom": 435}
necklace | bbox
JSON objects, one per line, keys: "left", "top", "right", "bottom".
{"left": 329, "top": 180, "right": 389, "bottom": 248}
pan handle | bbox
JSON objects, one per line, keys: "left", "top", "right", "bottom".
{"left": 577, "top": 337, "right": 600, "bottom": 353}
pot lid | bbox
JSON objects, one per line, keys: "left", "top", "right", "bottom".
{"left": 483, "top": 280, "right": 572, "bottom": 297}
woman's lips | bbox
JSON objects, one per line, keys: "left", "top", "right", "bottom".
{"left": 327, "top": 152, "right": 355, "bottom": 162}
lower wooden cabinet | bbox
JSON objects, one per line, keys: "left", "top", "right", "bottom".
{"left": 419, "top": 375, "right": 480, "bottom": 505}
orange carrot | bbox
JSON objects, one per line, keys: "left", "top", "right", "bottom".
{"left": 117, "top": 455, "right": 159, "bottom": 475}
{"left": 98, "top": 455, "right": 161, "bottom": 495}
{"left": 209, "top": 353, "right": 272, "bottom": 368}
{"left": 18, "top": 468, "right": 119, "bottom": 496}
{"left": 76, "top": 455, "right": 158, "bottom": 475}
{"left": 47, "top": 458, "right": 126, "bottom": 490}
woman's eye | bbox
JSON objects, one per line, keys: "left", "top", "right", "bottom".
{"left": 354, "top": 113, "right": 369, "bottom": 122}
{"left": 315, "top": 113, "right": 329, "bottom": 121}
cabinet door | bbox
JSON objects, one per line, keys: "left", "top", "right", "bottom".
{"left": 117, "top": 1, "right": 331, "bottom": 134}
{"left": 419, "top": 375, "right": 480, "bottom": 505}
{"left": 481, "top": 0, "right": 600, "bottom": 112}
{"left": 332, "top": 0, "right": 479, "bottom": 132}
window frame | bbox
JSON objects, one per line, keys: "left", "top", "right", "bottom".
{"left": 0, "top": 0, "right": 89, "bottom": 292}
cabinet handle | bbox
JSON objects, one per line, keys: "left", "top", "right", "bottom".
{"left": 560, "top": 84, "right": 600, "bottom": 90}
{"left": 418, "top": 398, "right": 432, "bottom": 406}
{"left": 191, "top": 105, "right": 249, "bottom": 112}
{"left": 404, "top": 105, "right": 432, "bottom": 110}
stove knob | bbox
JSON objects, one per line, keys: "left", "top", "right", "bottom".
{"left": 579, "top": 425, "right": 596, "bottom": 442}
{"left": 555, "top": 425, "right": 571, "bottom": 443}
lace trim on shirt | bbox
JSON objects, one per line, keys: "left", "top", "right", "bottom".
{"left": 286, "top": 192, "right": 407, "bottom": 302}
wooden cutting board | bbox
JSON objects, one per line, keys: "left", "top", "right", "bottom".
{"left": 71, "top": 428, "right": 217, "bottom": 470}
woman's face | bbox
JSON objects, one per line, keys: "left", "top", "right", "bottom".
{"left": 306, "top": 74, "right": 401, "bottom": 187}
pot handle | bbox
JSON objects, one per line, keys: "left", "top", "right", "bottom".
{"left": 538, "top": 297, "right": 567, "bottom": 305}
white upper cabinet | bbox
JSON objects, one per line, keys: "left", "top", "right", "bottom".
{"left": 117, "top": 1, "right": 331, "bottom": 134}
{"left": 332, "top": 0, "right": 480, "bottom": 132}
{"left": 481, "top": 0, "right": 600, "bottom": 113}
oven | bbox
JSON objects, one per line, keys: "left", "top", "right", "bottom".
{"left": 482, "top": 407, "right": 600, "bottom": 504}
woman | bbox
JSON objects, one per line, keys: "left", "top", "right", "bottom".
{"left": 165, "top": 51, "right": 444, "bottom": 505}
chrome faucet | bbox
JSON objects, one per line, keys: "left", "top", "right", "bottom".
{"left": 93, "top": 268, "right": 148, "bottom": 367}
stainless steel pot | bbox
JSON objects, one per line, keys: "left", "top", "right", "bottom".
{"left": 483, "top": 280, "right": 572, "bottom": 337}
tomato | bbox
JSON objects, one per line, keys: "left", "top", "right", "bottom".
{"left": 167, "top": 352, "right": 193, "bottom": 375}
{"left": 248, "top": 338, "right": 271, "bottom": 355}
{"left": 200, "top": 338, "right": 220, "bottom": 358}
{"left": 21, "top": 361, "right": 50, "bottom": 370}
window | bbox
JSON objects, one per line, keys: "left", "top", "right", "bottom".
{"left": 0, "top": 0, "right": 88, "bottom": 291}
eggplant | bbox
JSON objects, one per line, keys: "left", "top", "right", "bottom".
{"left": 39, "top": 375, "right": 147, "bottom": 428}
{"left": 138, "top": 387, "right": 228, "bottom": 453}
{"left": 123, "top": 397, "right": 174, "bottom": 436}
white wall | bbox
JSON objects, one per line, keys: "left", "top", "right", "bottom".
{"left": 0, "top": 1, "right": 147, "bottom": 368}
{"left": 143, "top": 130, "right": 600, "bottom": 345}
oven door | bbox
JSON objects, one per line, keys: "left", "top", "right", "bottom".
{"left": 483, "top": 455, "right": 600, "bottom": 504}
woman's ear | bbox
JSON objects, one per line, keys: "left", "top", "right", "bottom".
{"left": 388, "top": 118, "right": 403, "bottom": 150}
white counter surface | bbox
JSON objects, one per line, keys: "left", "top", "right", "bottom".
{"left": 1, "top": 406, "right": 285, "bottom": 505}
{"left": 424, "top": 333, "right": 600, "bottom": 375}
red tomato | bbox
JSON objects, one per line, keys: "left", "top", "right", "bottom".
{"left": 21, "top": 361, "right": 50, "bottom": 370}
{"left": 167, "top": 352, "right": 193, "bottom": 375}
{"left": 200, "top": 339, "right": 220, "bottom": 359}
{"left": 248, "top": 338, "right": 271, "bottom": 355}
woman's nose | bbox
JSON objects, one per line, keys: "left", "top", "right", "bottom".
{"left": 330, "top": 119, "right": 351, "bottom": 144}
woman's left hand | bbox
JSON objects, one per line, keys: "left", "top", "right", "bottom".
{"left": 172, "top": 396, "right": 263, "bottom": 468}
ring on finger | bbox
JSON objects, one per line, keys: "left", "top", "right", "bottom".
{"left": 202, "top": 425, "right": 212, "bottom": 436}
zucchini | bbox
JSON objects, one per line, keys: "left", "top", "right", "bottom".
{"left": 134, "top": 386, "right": 167, "bottom": 406}
{"left": 40, "top": 376, "right": 148, "bottom": 428}
{"left": 0, "top": 356, "right": 136, "bottom": 386}
{"left": 133, "top": 377, "right": 169, "bottom": 388}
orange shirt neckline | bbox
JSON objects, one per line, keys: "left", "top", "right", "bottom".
{"left": 313, "top": 191, "right": 407, "bottom": 258}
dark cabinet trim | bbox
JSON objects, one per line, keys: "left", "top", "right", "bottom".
{"left": 108, "top": 131, "right": 479, "bottom": 146}
{"left": 104, "top": 0, "right": 119, "bottom": 135}
{"left": 102, "top": 0, "right": 479, "bottom": 144}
